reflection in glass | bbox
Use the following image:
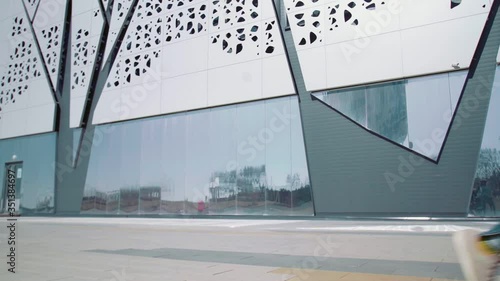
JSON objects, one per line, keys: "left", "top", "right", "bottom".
{"left": 161, "top": 114, "right": 187, "bottom": 214}
{"left": 119, "top": 121, "right": 141, "bottom": 214}
{"left": 81, "top": 189, "right": 95, "bottom": 213}
{"left": 82, "top": 123, "right": 122, "bottom": 214}
{"left": 0, "top": 133, "right": 56, "bottom": 214}
{"left": 139, "top": 187, "right": 161, "bottom": 213}
{"left": 120, "top": 187, "right": 139, "bottom": 213}
{"left": 138, "top": 119, "right": 162, "bottom": 214}
{"left": 95, "top": 190, "right": 107, "bottom": 212}
{"left": 320, "top": 86, "right": 366, "bottom": 126}
{"left": 209, "top": 107, "right": 237, "bottom": 214}
{"left": 236, "top": 102, "right": 267, "bottom": 214}
{"left": 106, "top": 190, "right": 120, "bottom": 213}
{"left": 80, "top": 96, "right": 313, "bottom": 216}
{"left": 265, "top": 98, "right": 292, "bottom": 215}
{"left": 185, "top": 110, "right": 212, "bottom": 215}
{"left": 366, "top": 81, "right": 407, "bottom": 145}
{"left": 469, "top": 66, "right": 500, "bottom": 218}
{"left": 313, "top": 71, "right": 467, "bottom": 160}
{"left": 290, "top": 99, "right": 313, "bottom": 215}
{"left": 406, "top": 74, "right": 460, "bottom": 159}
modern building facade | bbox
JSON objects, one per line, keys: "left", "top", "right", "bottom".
{"left": 0, "top": 0, "right": 499, "bottom": 217}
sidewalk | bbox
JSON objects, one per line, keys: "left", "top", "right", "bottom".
{"left": 0, "top": 217, "right": 497, "bottom": 281}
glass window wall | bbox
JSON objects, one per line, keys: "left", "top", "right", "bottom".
{"left": 80, "top": 96, "right": 313, "bottom": 216}
{"left": 313, "top": 71, "right": 468, "bottom": 160}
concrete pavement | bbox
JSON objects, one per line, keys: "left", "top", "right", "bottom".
{"left": 0, "top": 217, "right": 498, "bottom": 281}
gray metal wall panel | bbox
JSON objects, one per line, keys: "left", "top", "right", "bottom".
{"left": 283, "top": 4, "right": 500, "bottom": 216}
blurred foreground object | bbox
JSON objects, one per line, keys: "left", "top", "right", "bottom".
{"left": 453, "top": 227, "right": 500, "bottom": 281}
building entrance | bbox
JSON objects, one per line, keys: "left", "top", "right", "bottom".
{"left": 1, "top": 162, "right": 23, "bottom": 215}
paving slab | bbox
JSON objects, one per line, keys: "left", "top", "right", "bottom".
{"left": 0, "top": 217, "right": 497, "bottom": 280}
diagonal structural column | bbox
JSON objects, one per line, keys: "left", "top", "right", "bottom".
{"left": 21, "top": 0, "right": 59, "bottom": 103}
{"left": 54, "top": 0, "right": 139, "bottom": 214}
{"left": 270, "top": 0, "right": 318, "bottom": 215}
{"left": 442, "top": 0, "right": 500, "bottom": 213}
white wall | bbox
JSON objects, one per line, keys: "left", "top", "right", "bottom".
{"left": 0, "top": 0, "right": 61, "bottom": 139}
{"left": 87, "top": 0, "right": 294, "bottom": 126}
{"left": 284, "top": 0, "right": 492, "bottom": 91}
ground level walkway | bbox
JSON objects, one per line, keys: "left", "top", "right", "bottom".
{"left": 0, "top": 217, "right": 498, "bottom": 281}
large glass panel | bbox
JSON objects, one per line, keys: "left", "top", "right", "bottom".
{"left": 406, "top": 73, "right": 454, "bottom": 159}
{"left": 80, "top": 96, "right": 313, "bottom": 216}
{"left": 119, "top": 121, "right": 141, "bottom": 214}
{"left": 366, "top": 81, "right": 408, "bottom": 145}
{"left": 290, "top": 96, "right": 313, "bottom": 215}
{"left": 82, "top": 124, "right": 122, "bottom": 214}
{"left": 185, "top": 110, "right": 212, "bottom": 215}
{"left": 265, "top": 98, "right": 292, "bottom": 215}
{"left": 236, "top": 101, "right": 267, "bottom": 215}
{"left": 209, "top": 107, "right": 237, "bottom": 214}
{"left": 0, "top": 133, "right": 56, "bottom": 215}
{"left": 469, "top": 66, "right": 500, "bottom": 217}
{"left": 160, "top": 113, "right": 187, "bottom": 215}
{"left": 313, "top": 71, "right": 467, "bottom": 160}
{"left": 138, "top": 118, "right": 162, "bottom": 214}
{"left": 100, "top": 124, "right": 122, "bottom": 215}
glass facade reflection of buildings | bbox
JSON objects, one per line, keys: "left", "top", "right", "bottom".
{"left": 0, "top": 67, "right": 497, "bottom": 218}
{"left": 314, "top": 71, "right": 467, "bottom": 160}
{"left": 80, "top": 96, "right": 314, "bottom": 216}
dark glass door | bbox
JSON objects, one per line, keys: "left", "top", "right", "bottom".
{"left": 1, "top": 162, "right": 23, "bottom": 215}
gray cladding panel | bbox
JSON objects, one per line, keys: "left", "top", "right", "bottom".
{"left": 284, "top": 4, "right": 500, "bottom": 215}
